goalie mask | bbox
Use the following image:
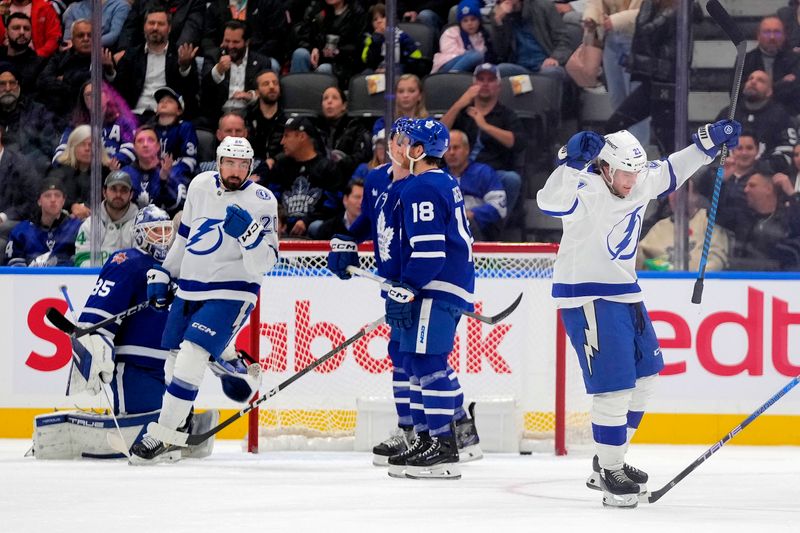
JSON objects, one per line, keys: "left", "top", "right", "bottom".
{"left": 133, "top": 205, "right": 173, "bottom": 262}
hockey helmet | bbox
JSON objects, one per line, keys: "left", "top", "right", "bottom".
{"left": 133, "top": 205, "right": 173, "bottom": 262}
{"left": 399, "top": 118, "right": 450, "bottom": 158}
{"left": 598, "top": 130, "right": 647, "bottom": 176}
{"left": 216, "top": 136, "right": 254, "bottom": 174}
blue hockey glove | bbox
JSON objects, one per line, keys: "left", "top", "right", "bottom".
{"left": 146, "top": 265, "right": 172, "bottom": 309}
{"left": 224, "top": 204, "right": 263, "bottom": 248}
{"left": 327, "top": 235, "right": 359, "bottom": 280}
{"left": 385, "top": 282, "right": 418, "bottom": 330}
{"left": 692, "top": 119, "right": 742, "bottom": 157}
{"left": 558, "top": 131, "right": 605, "bottom": 170}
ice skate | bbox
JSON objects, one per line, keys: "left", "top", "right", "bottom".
{"left": 129, "top": 434, "right": 182, "bottom": 465}
{"left": 181, "top": 409, "right": 220, "bottom": 459}
{"left": 455, "top": 402, "right": 483, "bottom": 463}
{"left": 387, "top": 432, "right": 432, "bottom": 478}
{"left": 405, "top": 434, "right": 461, "bottom": 480}
{"left": 587, "top": 455, "right": 648, "bottom": 493}
{"left": 598, "top": 467, "right": 640, "bottom": 508}
{"left": 373, "top": 426, "right": 414, "bottom": 466}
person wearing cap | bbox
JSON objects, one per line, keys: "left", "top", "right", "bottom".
{"left": 154, "top": 86, "right": 199, "bottom": 184}
{"left": 4, "top": 178, "right": 82, "bottom": 266}
{"left": 0, "top": 62, "right": 57, "bottom": 174}
{"left": 490, "top": 0, "right": 574, "bottom": 79}
{"left": 74, "top": 170, "right": 140, "bottom": 267}
{"left": 121, "top": 125, "right": 188, "bottom": 216}
{"left": 264, "top": 116, "right": 343, "bottom": 237}
{"left": 0, "top": 14, "right": 46, "bottom": 96}
{"left": 106, "top": 7, "right": 199, "bottom": 121}
{"left": 432, "top": 0, "right": 493, "bottom": 74}
{"left": 441, "top": 62, "right": 525, "bottom": 215}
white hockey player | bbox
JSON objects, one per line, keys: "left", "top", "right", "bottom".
{"left": 537, "top": 120, "right": 741, "bottom": 507}
{"left": 129, "top": 136, "right": 279, "bottom": 463}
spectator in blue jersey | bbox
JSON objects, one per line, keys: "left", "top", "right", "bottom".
{"left": 352, "top": 129, "right": 388, "bottom": 181}
{"left": 152, "top": 87, "right": 199, "bottom": 183}
{"left": 316, "top": 86, "right": 372, "bottom": 179}
{"left": 47, "top": 124, "right": 113, "bottom": 220}
{"left": 314, "top": 178, "right": 364, "bottom": 239}
{"left": 121, "top": 125, "right": 187, "bottom": 216}
{"left": 444, "top": 129, "right": 507, "bottom": 241}
{"left": 61, "top": 0, "right": 130, "bottom": 50}
{"left": 361, "top": 3, "right": 427, "bottom": 76}
{"left": 5, "top": 178, "right": 82, "bottom": 266}
{"left": 53, "top": 80, "right": 137, "bottom": 169}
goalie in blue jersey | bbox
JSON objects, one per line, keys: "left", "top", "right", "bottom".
{"left": 537, "top": 120, "right": 741, "bottom": 507}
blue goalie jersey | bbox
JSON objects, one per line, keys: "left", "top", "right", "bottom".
{"left": 397, "top": 168, "right": 475, "bottom": 310}
{"left": 78, "top": 248, "right": 171, "bottom": 368}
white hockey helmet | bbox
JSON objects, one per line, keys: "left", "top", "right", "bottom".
{"left": 598, "top": 130, "right": 647, "bottom": 176}
{"left": 216, "top": 136, "right": 254, "bottom": 173}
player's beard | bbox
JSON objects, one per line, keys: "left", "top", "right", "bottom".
{"left": 9, "top": 37, "right": 30, "bottom": 52}
{"left": 221, "top": 173, "right": 246, "bottom": 190}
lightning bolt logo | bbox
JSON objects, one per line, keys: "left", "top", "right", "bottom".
{"left": 583, "top": 302, "right": 599, "bottom": 376}
{"left": 607, "top": 205, "right": 643, "bottom": 260}
{"left": 187, "top": 217, "right": 224, "bottom": 256}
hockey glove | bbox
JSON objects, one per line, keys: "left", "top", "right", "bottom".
{"left": 558, "top": 131, "right": 605, "bottom": 170}
{"left": 327, "top": 235, "right": 359, "bottom": 279}
{"left": 146, "top": 265, "right": 172, "bottom": 309}
{"left": 224, "top": 204, "right": 264, "bottom": 249}
{"left": 385, "top": 281, "right": 418, "bottom": 330}
{"left": 692, "top": 119, "right": 742, "bottom": 157}
{"left": 68, "top": 334, "right": 114, "bottom": 396}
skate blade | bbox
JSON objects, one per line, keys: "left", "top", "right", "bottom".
{"left": 107, "top": 433, "right": 131, "bottom": 459}
{"left": 458, "top": 444, "right": 483, "bottom": 463}
{"left": 128, "top": 450, "right": 182, "bottom": 466}
{"left": 405, "top": 464, "right": 461, "bottom": 480}
{"left": 602, "top": 491, "right": 638, "bottom": 509}
{"left": 387, "top": 464, "right": 408, "bottom": 478}
{"left": 373, "top": 454, "right": 390, "bottom": 467}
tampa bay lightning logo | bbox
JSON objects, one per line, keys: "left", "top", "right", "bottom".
{"left": 606, "top": 206, "right": 643, "bottom": 260}
{"left": 187, "top": 217, "right": 224, "bottom": 255}
{"left": 256, "top": 188, "right": 271, "bottom": 200}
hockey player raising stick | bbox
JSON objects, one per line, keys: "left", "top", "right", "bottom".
{"left": 129, "top": 136, "right": 279, "bottom": 464}
{"left": 536, "top": 120, "right": 741, "bottom": 507}
{"left": 328, "top": 118, "right": 482, "bottom": 469}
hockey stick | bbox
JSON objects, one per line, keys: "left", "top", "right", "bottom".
{"left": 640, "top": 374, "right": 800, "bottom": 504}
{"left": 59, "top": 285, "right": 131, "bottom": 458}
{"left": 46, "top": 299, "right": 152, "bottom": 339}
{"left": 692, "top": 0, "right": 747, "bottom": 304}
{"left": 345, "top": 266, "right": 522, "bottom": 325}
{"left": 147, "top": 316, "right": 386, "bottom": 447}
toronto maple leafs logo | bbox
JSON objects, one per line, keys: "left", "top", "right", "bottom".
{"left": 376, "top": 210, "right": 394, "bottom": 262}
{"left": 282, "top": 176, "right": 321, "bottom": 219}
{"left": 606, "top": 206, "right": 643, "bottom": 260}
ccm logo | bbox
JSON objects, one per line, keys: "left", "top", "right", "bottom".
{"left": 331, "top": 243, "right": 356, "bottom": 251}
{"left": 192, "top": 322, "right": 217, "bottom": 336}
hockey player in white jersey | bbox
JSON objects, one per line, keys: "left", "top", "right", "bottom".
{"left": 537, "top": 120, "right": 741, "bottom": 507}
{"left": 130, "top": 136, "right": 279, "bottom": 463}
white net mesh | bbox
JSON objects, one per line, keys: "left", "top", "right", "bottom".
{"left": 246, "top": 243, "right": 591, "bottom": 453}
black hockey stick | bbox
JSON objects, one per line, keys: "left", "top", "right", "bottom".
{"left": 46, "top": 300, "right": 152, "bottom": 339}
{"left": 692, "top": 0, "right": 747, "bottom": 304}
{"left": 345, "top": 266, "right": 522, "bottom": 325}
{"left": 641, "top": 374, "right": 800, "bottom": 504}
{"left": 146, "top": 316, "right": 386, "bottom": 447}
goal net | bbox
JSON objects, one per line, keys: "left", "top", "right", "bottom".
{"left": 236, "top": 242, "right": 591, "bottom": 454}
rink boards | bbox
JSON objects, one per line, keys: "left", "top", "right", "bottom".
{"left": 1, "top": 268, "right": 799, "bottom": 445}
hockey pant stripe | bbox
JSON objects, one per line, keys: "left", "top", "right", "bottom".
{"left": 115, "top": 362, "right": 126, "bottom": 414}
{"left": 406, "top": 352, "right": 428, "bottom": 433}
{"left": 413, "top": 354, "right": 457, "bottom": 438}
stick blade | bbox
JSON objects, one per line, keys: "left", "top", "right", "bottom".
{"left": 706, "top": 0, "right": 744, "bottom": 45}
{"left": 46, "top": 307, "right": 76, "bottom": 335}
{"left": 487, "top": 293, "right": 523, "bottom": 324}
{"left": 107, "top": 433, "right": 131, "bottom": 459}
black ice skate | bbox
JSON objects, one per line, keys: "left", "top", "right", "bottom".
{"left": 455, "top": 402, "right": 483, "bottom": 463}
{"left": 405, "top": 433, "right": 461, "bottom": 480}
{"left": 387, "top": 432, "right": 433, "bottom": 478}
{"left": 598, "top": 467, "right": 640, "bottom": 508}
{"left": 587, "top": 455, "right": 648, "bottom": 493}
{"left": 373, "top": 426, "right": 414, "bottom": 466}
{"left": 129, "top": 435, "right": 182, "bottom": 465}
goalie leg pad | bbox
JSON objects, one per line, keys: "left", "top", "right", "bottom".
{"left": 181, "top": 409, "right": 220, "bottom": 458}
{"left": 33, "top": 410, "right": 159, "bottom": 460}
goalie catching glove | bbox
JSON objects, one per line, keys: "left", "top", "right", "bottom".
{"left": 327, "top": 234, "right": 359, "bottom": 279}
{"left": 692, "top": 119, "right": 742, "bottom": 158}
{"left": 67, "top": 334, "right": 114, "bottom": 396}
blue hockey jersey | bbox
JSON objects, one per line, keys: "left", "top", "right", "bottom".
{"left": 155, "top": 120, "right": 199, "bottom": 181}
{"left": 348, "top": 163, "right": 392, "bottom": 243}
{"left": 397, "top": 168, "right": 475, "bottom": 309}
{"left": 54, "top": 123, "right": 136, "bottom": 167}
{"left": 78, "top": 248, "right": 170, "bottom": 367}
{"left": 5, "top": 213, "right": 81, "bottom": 266}
{"left": 121, "top": 162, "right": 187, "bottom": 216}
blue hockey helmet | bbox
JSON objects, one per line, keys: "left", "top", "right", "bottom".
{"left": 389, "top": 116, "right": 413, "bottom": 138}
{"left": 401, "top": 118, "right": 450, "bottom": 158}
{"left": 133, "top": 205, "right": 173, "bottom": 262}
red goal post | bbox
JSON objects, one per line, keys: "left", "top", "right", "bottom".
{"left": 239, "top": 241, "right": 590, "bottom": 455}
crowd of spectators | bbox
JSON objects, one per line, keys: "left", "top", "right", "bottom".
{"left": 0, "top": 0, "right": 799, "bottom": 273}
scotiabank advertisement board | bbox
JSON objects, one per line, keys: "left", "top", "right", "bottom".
{"left": 1, "top": 269, "right": 799, "bottom": 442}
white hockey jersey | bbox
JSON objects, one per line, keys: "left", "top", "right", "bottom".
{"left": 536, "top": 144, "right": 712, "bottom": 309}
{"left": 163, "top": 171, "right": 279, "bottom": 305}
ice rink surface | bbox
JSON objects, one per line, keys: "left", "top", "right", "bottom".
{"left": 1, "top": 440, "right": 797, "bottom": 533}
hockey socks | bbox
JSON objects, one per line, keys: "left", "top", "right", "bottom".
{"left": 389, "top": 341, "right": 413, "bottom": 427}
{"left": 412, "top": 354, "right": 457, "bottom": 438}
